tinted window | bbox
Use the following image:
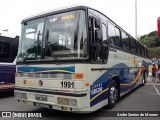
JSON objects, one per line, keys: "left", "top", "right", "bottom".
{"left": 130, "top": 37, "right": 137, "bottom": 54}
{"left": 141, "top": 46, "right": 145, "bottom": 57}
{"left": 121, "top": 31, "right": 130, "bottom": 51}
{"left": 114, "top": 27, "right": 121, "bottom": 47}
{"left": 108, "top": 22, "right": 116, "bottom": 46}
{"left": 0, "top": 42, "right": 11, "bottom": 59}
{"left": 0, "top": 42, "right": 2, "bottom": 52}
{"left": 108, "top": 22, "right": 121, "bottom": 47}
{"left": 137, "top": 43, "right": 141, "bottom": 55}
{"left": 3, "top": 42, "right": 11, "bottom": 54}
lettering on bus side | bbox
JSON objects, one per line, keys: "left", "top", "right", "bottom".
{"left": 91, "top": 84, "right": 103, "bottom": 95}
{"left": 26, "top": 80, "right": 35, "bottom": 86}
{"left": 17, "top": 80, "right": 23, "bottom": 85}
{"left": 17, "top": 80, "right": 35, "bottom": 86}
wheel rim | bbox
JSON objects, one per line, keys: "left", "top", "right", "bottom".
{"left": 109, "top": 86, "right": 117, "bottom": 103}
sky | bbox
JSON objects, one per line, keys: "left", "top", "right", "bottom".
{"left": 0, "top": 0, "right": 160, "bottom": 37}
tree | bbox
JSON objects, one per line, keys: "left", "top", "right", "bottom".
{"left": 139, "top": 30, "right": 160, "bottom": 58}
{"left": 148, "top": 31, "right": 158, "bottom": 37}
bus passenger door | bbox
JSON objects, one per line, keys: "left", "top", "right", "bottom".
{"left": 89, "top": 16, "right": 108, "bottom": 63}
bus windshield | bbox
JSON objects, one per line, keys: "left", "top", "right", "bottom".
{"left": 17, "top": 10, "right": 87, "bottom": 62}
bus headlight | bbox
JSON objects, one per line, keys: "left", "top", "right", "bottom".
{"left": 57, "top": 97, "right": 77, "bottom": 107}
{"left": 68, "top": 99, "right": 77, "bottom": 107}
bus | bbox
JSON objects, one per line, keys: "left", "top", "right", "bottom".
{"left": 0, "top": 35, "right": 19, "bottom": 92}
{"left": 15, "top": 5, "right": 149, "bottom": 112}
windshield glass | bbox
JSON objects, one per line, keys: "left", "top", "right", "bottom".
{"left": 44, "top": 10, "right": 87, "bottom": 59}
{"left": 17, "top": 10, "right": 87, "bottom": 62}
{"left": 17, "top": 18, "right": 45, "bottom": 61}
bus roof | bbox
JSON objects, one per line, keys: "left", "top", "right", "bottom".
{"left": 22, "top": 5, "right": 87, "bottom": 23}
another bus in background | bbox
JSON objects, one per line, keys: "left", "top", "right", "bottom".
{"left": 0, "top": 35, "right": 19, "bottom": 92}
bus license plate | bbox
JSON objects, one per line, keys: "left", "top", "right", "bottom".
{"left": 35, "top": 94, "right": 47, "bottom": 101}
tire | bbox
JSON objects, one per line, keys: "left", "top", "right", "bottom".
{"left": 108, "top": 80, "right": 118, "bottom": 109}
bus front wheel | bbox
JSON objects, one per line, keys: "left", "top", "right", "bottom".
{"left": 108, "top": 80, "right": 118, "bottom": 109}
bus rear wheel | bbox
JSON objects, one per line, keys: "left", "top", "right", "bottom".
{"left": 108, "top": 80, "right": 118, "bottom": 109}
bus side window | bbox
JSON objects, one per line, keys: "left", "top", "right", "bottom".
{"left": 102, "top": 23, "right": 107, "bottom": 45}
{"left": 141, "top": 46, "right": 145, "bottom": 57}
{"left": 140, "top": 45, "right": 143, "bottom": 56}
{"left": 121, "top": 31, "right": 130, "bottom": 52}
{"left": 108, "top": 22, "right": 121, "bottom": 48}
{"left": 137, "top": 43, "right": 141, "bottom": 56}
{"left": 130, "top": 37, "right": 137, "bottom": 54}
{"left": 114, "top": 27, "right": 121, "bottom": 47}
{"left": 108, "top": 22, "right": 116, "bottom": 46}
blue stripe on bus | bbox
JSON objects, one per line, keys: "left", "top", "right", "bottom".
{"left": 90, "top": 63, "right": 143, "bottom": 107}
{"left": 17, "top": 66, "right": 75, "bottom": 74}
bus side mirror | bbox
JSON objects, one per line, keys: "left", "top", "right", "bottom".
{"left": 88, "top": 17, "right": 92, "bottom": 30}
{"left": 95, "top": 18, "right": 102, "bottom": 43}
{"left": 95, "top": 29, "right": 102, "bottom": 43}
{"left": 95, "top": 18, "right": 101, "bottom": 29}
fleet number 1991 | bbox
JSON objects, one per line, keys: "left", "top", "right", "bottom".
{"left": 61, "top": 81, "right": 74, "bottom": 88}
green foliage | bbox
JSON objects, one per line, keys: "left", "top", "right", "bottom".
{"left": 140, "top": 36, "right": 156, "bottom": 47}
{"left": 140, "top": 35, "right": 147, "bottom": 39}
{"left": 148, "top": 30, "right": 158, "bottom": 37}
{"left": 139, "top": 30, "right": 160, "bottom": 58}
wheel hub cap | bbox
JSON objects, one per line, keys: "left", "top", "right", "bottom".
{"left": 110, "top": 86, "right": 117, "bottom": 103}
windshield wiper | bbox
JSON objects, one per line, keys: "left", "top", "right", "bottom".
{"left": 45, "top": 30, "right": 61, "bottom": 64}
{"left": 23, "top": 31, "right": 41, "bottom": 63}
{"left": 23, "top": 53, "right": 38, "bottom": 63}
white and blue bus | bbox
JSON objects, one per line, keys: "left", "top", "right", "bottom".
{"left": 0, "top": 35, "right": 19, "bottom": 92}
{"left": 15, "top": 5, "right": 149, "bottom": 112}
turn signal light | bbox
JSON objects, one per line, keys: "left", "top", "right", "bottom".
{"left": 86, "top": 82, "right": 90, "bottom": 86}
{"left": 74, "top": 73, "right": 84, "bottom": 79}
